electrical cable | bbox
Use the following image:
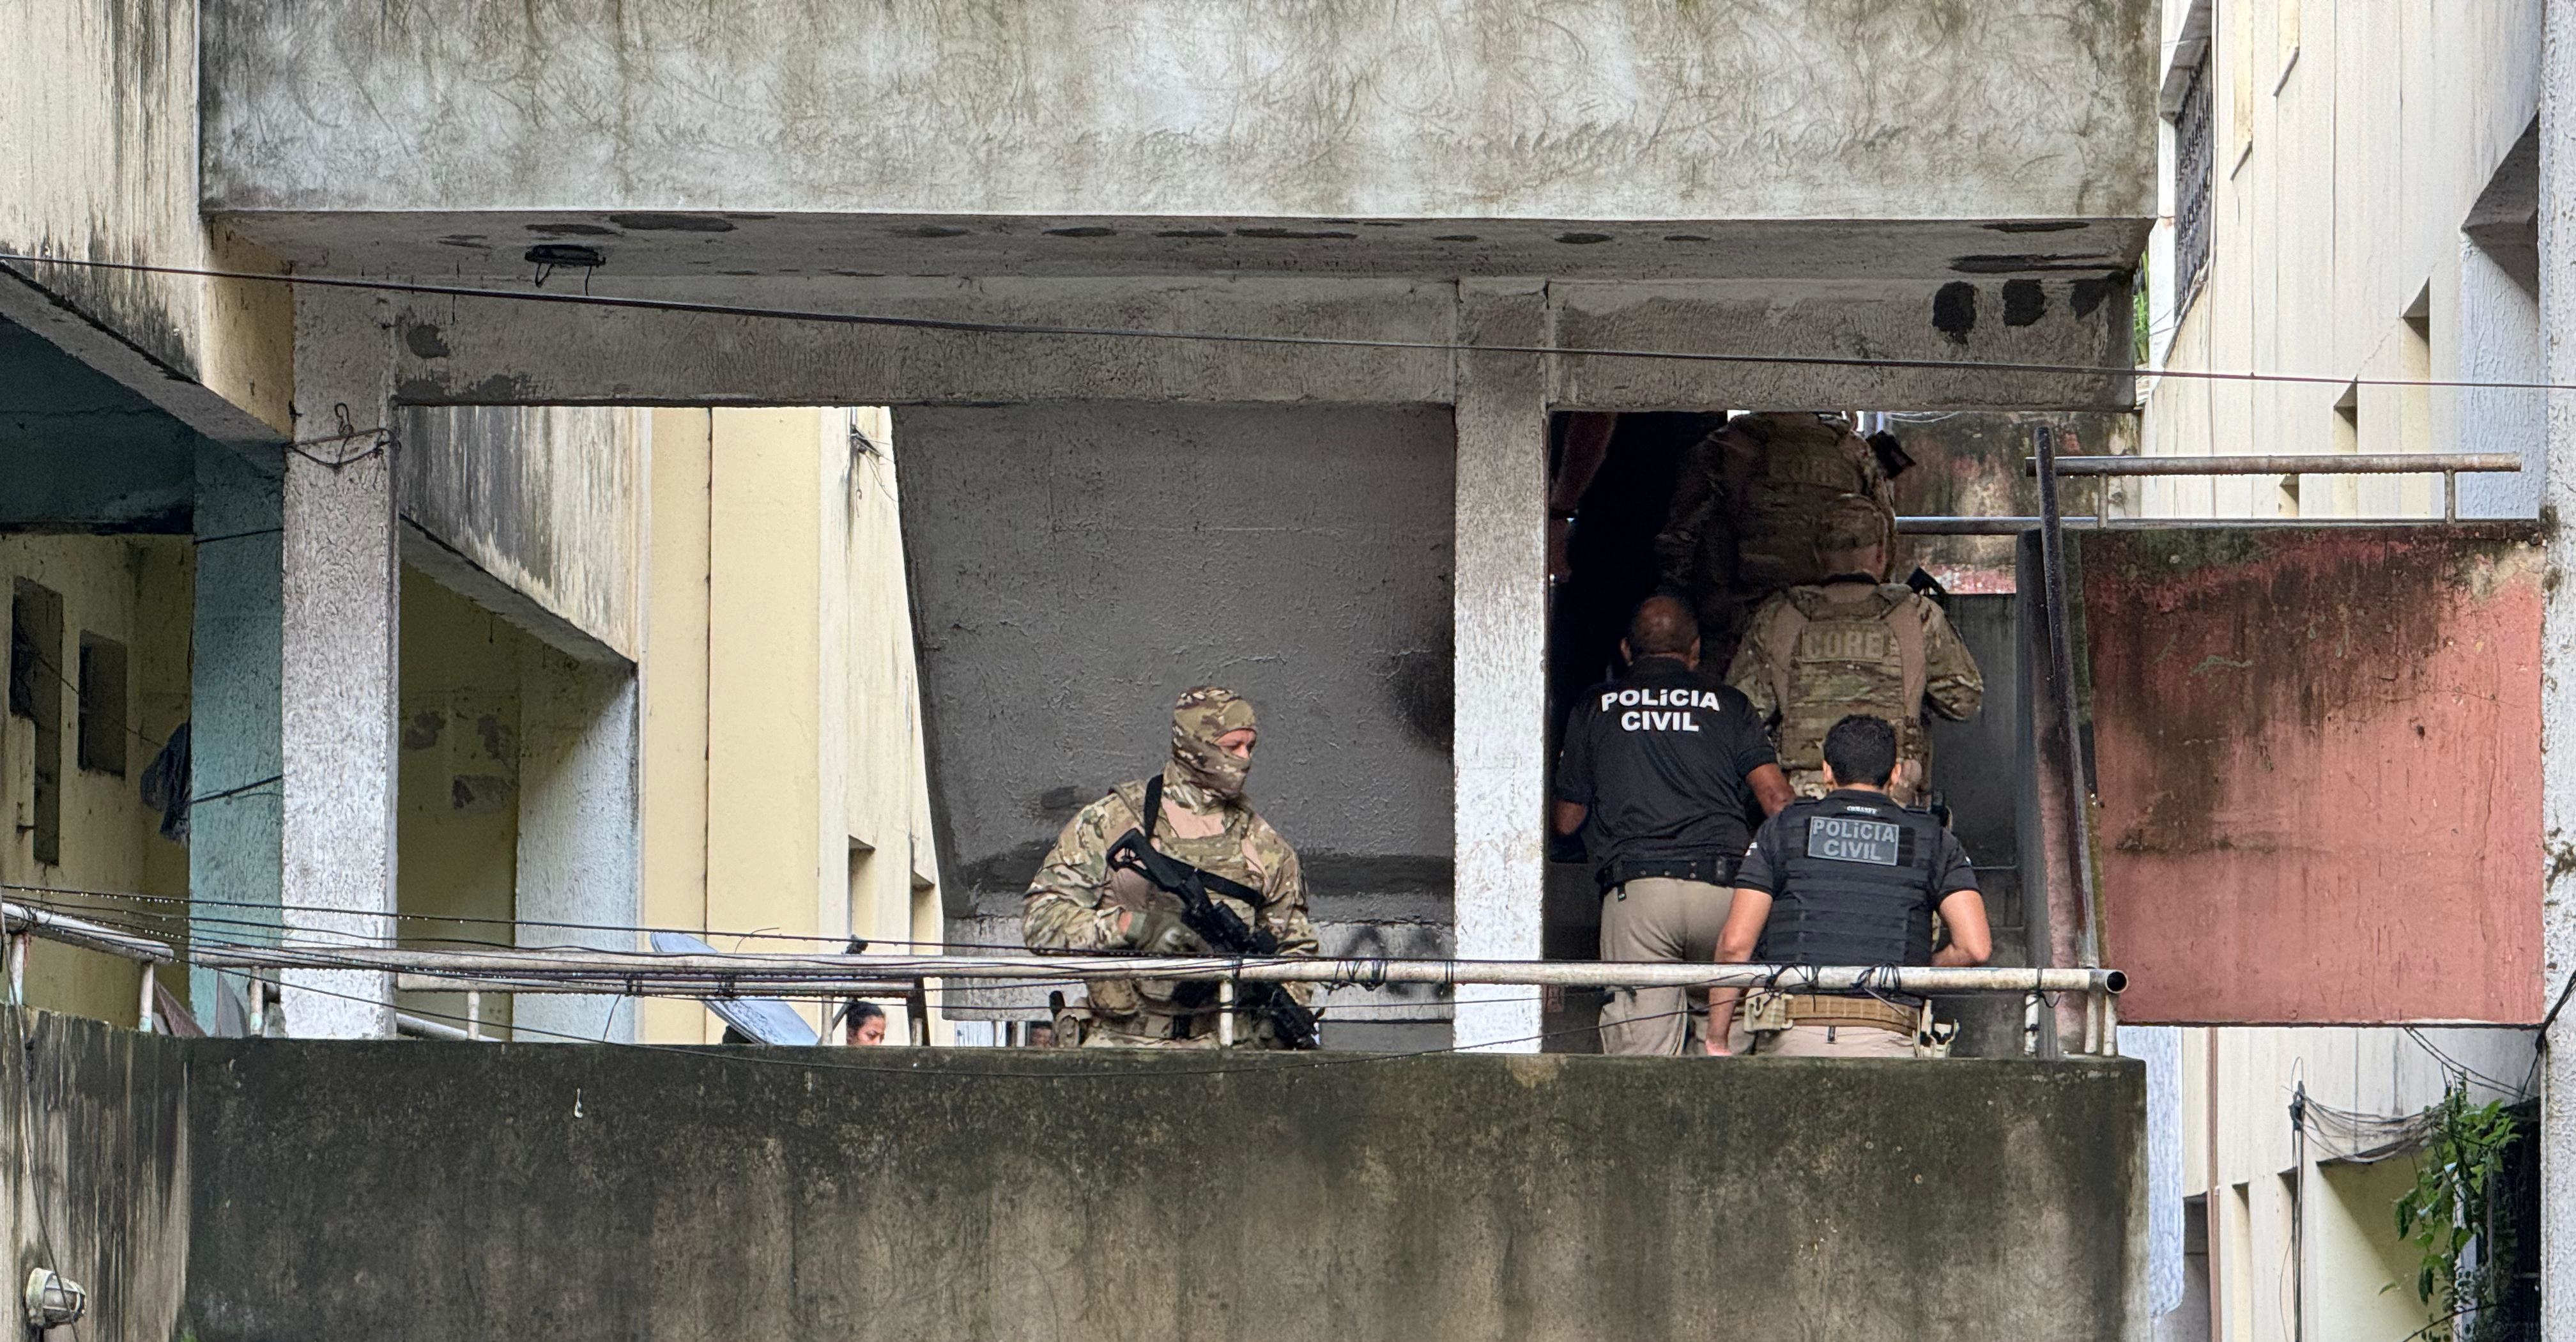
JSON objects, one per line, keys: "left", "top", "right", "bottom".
{"left": 6, "top": 251, "right": 2575, "bottom": 396}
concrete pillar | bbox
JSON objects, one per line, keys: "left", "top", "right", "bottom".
{"left": 188, "top": 442, "right": 283, "bottom": 1018}
{"left": 279, "top": 294, "right": 399, "bottom": 1037}
{"left": 1450, "top": 282, "right": 1549, "bottom": 1051}
{"left": 2540, "top": 2, "right": 2576, "bottom": 1329}
{"left": 514, "top": 653, "right": 641, "bottom": 1043}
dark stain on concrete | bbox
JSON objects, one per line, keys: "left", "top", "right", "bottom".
{"left": 401, "top": 711, "right": 445, "bottom": 751}
{"left": 449, "top": 774, "right": 511, "bottom": 812}
{"left": 402, "top": 323, "right": 451, "bottom": 360}
{"left": 1662, "top": 233, "right": 1711, "bottom": 242}
{"left": 1433, "top": 234, "right": 1481, "bottom": 242}
{"left": 606, "top": 213, "right": 735, "bottom": 233}
{"left": 434, "top": 235, "right": 489, "bottom": 249}
{"left": 1556, "top": 232, "right": 1614, "bottom": 244}
{"left": 1931, "top": 282, "right": 1977, "bottom": 344}
{"left": 1031, "top": 785, "right": 1090, "bottom": 821}
{"left": 956, "top": 839, "right": 1054, "bottom": 897}
{"left": 522, "top": 222, "right": 620, "bottom": 237}
{"left": 1235, "top": 227, "right": 1360, "bottom": 240}
{"left": 1949, "top": 253, "right": 2122, "bottom": 275}
{"left": 1985, "top": 220, "right": 2090, "bottom": 233}
{"left": 889, "top": 224, "right": 971, "bottom": 238}
{"left": 475, "top": 713, "right": 509, "bottom": 760}
{"left": 1154, "top": 228, "right": 1227, "bottom": 238}
{"left": 2069, "top": 275, "right": 2119, "bottom": 318}
{"left": 1385, "top": 645, "right": 1453, "bottom": 749}
{"left": 2001, "top": 280, "right": 2048, "bottom": 327}
{"left": 1045, "top": 226, "right": 1119, "bottom": 238}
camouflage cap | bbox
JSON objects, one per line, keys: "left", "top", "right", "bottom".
{"left": 1816, "top": 493, "right": 1896, "bottom": 553}
{"left": 1170, "top": 686, "right": 1258, "bottom": 799}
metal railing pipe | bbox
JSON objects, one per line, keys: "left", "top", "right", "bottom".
{"left": 2027, "top": 452, "right": 2520, "bottom": 476}
{"left": 195, "top": 943, "right": 2122, "bottom": 995}
{"left": 0, "top": 902, "right": 177, "bottom": 964}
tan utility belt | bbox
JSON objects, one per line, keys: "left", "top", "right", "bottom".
{"left": 1744, "top": 991, "right": 1920, "bottom": 1036}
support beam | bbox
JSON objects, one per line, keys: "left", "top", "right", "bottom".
{"left": 279, "top": 291, "right": 399, "bottom": 1037}
{"left": 1450, "top": 282, "right": 1548, "bottom": 1052}
{"left": 372, "top": 275, "right": 2136, "bottom": 413}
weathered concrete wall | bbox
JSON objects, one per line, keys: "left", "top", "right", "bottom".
{"left": 181, "top": 1040, "right": 2145, "bottom": 1341}
{"left": 398, "top": 405, "right": 645, "bottom": 662}
{"left": 203, "top": 0, "right": 2155, "bottom": 226}
{"left": 898, "top": 403, "right": 1455, "bottom": 946}
{"left": 2083, "top": 527, "right": 2545, "bottom": 1023}
{"left": 0, "top": 1014, "right": 189, "bottom": 1342}
{"left": 0, "top": 1, "right": 286, "bottom": 446}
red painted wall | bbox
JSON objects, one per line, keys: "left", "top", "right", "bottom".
{"left": 2083, "top": 527, "right": 2543, "bottom": 1024}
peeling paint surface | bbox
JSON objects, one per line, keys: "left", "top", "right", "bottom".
{"left": 2083, "top": 527, "right": 2545, "bottom": 1024}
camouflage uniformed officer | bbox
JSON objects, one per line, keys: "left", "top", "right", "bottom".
{"left": 1652, "top": 411, "right": 1897, "bottom": 665}
{"left": 1725, "top": 497, "right": 1982, "bottom": 804}
{"left": 1023, "top": 686, "right": 1319, "bottom": 1048}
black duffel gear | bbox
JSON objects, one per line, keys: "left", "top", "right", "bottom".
{"left": 1600, "top": 853, "right": 1737, "bottom": 893}
{"left": 1757, "top": 794, "right": 1943, "bottom": 969}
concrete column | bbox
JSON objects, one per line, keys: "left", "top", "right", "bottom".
{"left": 279, "top": 294, "right": 399, "bottom": 1037}
{"left": 2540, "top": 2, "right": 2576, "bottom": 1330}
{"left": 514, "top": 653, "right": 641, "bottom": 1043}
{"left": 188, "top": 442, "right": 283, "bottom": 1019}
{"left": 1450, "top": 282, "right": 1549, "bottom": 1051}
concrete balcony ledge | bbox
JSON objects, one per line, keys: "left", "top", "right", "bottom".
{"left": 22, "top": 1015, "right": 2147, "bottom": 1341}
{"left": 203, "top": 0, "right": 2157, "bottom": 281}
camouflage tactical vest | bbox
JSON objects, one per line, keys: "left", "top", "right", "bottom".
{"left": 1757, "top": 584, "right": 1929, "bottom": 771}
{"left": 1085, "top": 780, "right": 1272, "bottom": 1026}
{"left": 1728, "top": 415, "right": 1896, "bottom": 598}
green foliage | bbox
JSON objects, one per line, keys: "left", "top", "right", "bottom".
{"left": 2391, "top": 1085, "right": 2523, "bottom": 1342}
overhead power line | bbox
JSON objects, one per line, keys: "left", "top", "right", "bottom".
{"left": 7, "top": 251, "right": 2573, "bottom": 394}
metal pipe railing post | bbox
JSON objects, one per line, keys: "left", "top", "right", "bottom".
{"left": 2032, "top": 424, "right": 2104, "bottom": 971}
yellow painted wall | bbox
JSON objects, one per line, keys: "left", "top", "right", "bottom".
{"left": 636, "top": 406, "right": 946, "bottom": 1044}
{"left": 0, "top": 535, "right": 192, "bottom": 1024}
{"left": 394, "top": 568, "right": 531, "bottom": 1035}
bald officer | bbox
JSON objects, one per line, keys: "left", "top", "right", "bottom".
{"left": 1554, "top": 596, "right": 1794, "bottom": 1054}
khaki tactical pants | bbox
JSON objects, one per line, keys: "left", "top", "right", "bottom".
{"left": 1598, "top": 877, "right": 1751, "bottom": 1056}
{"left": 1749, "top": 1022, "right": 1921, "bottom": 1058}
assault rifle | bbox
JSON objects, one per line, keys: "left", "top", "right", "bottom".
{"left": 1103, "top": 825, "right": 1322, "bottom": 1050}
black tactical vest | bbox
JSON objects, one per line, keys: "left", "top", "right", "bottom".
{"left": 1757, "top": 792, "right": 1942, "bottom": 967}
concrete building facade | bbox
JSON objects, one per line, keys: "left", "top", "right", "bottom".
{"left": 2130, "top": 1, "right": 2551, "bottom": 1337}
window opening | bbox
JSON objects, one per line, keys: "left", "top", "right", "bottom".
{"left": 8, "top": 580, "right": 63, "bottom": 866}
{"left": 77, "top": 633, "right": 128, "bottom": 776}
{"left": 2174, "top": 42, "right": 2216, "bottom": 313}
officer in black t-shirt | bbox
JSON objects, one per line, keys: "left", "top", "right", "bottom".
{"left": 1553, "top": 595, "right": 1793, "bottom": 1055}
{"left": 1704, "top": 714, "right": 1990, "bottom": 1060}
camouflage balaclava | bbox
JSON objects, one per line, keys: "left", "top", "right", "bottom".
{"left": 1170, "top": 685, "right": 1258, "bottom": 800}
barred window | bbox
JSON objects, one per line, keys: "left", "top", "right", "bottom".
{"left": 2173, "top": 44, "right": 2215, "bottom": 312}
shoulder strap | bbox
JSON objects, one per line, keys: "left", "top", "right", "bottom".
{"left": 1138, "top": 772, "right": 1163, "bottom": 850}
{"left": 1885, "top": 591, "right": 1928, "bottom": 711}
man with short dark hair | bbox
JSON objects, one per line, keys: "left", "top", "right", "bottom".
{"left": 1705, "top": 714, "right": 1989, "bottom": 1059}
{"left": 1554, "top": 595, "right": 1793, "bottom": 1055}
